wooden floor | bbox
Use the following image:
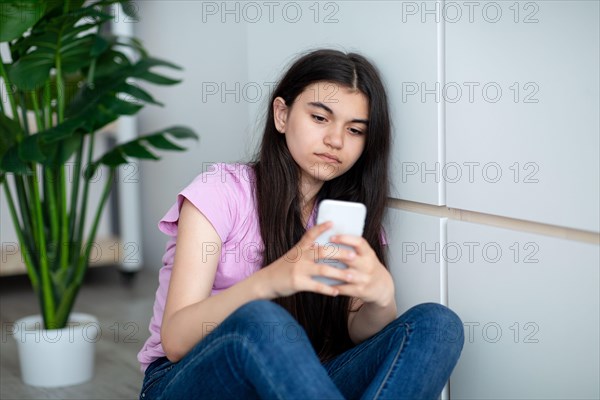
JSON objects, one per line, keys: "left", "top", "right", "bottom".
{"left": 0, "top": 266, "right": 158, "bottom": 400}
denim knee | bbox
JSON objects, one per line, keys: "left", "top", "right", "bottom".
{"left": 403, "top": 303, "right": 464, "bottom": 353}
{"left": 230, "top": 300, "right": 295, "bottom": 324}
{"left": 224, "top": 300, "right": 307, "bottom": 346}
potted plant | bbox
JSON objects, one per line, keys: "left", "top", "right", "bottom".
{"left": 0, "top": 0, "right": 197, "bottom": 387}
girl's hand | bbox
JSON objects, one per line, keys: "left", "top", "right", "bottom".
{"left": 259, "top": 221, "right": 357, "bottom": 299}
{"left": 325, "top": 234, "right": 395, "bottom": 307}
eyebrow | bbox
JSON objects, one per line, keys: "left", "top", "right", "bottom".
{"left": 307, "top": 101, "right": 369, "bottom": 125}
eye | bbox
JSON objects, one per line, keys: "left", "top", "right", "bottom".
{"left": 349, "top": 127, "right": 364, "bottom": 135}
{"left": 312, "top": 114, "right": 327, "bottom": 123}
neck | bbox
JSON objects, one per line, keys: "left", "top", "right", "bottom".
{"left": 299, "top": 175, "right": 323, "bottom": 222}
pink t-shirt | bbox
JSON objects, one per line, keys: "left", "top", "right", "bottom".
{"left": 137, "top": 163, "right": 271, "bottom": 372}
{"left": 137, "top": 162, "right": 386, "bottom": 372}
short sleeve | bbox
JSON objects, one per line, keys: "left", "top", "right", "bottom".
{"left": 380, "top": 227, "right": 388, "bottom": 247}
{"left": 158, "top": 163, "right": 240, "bottom": 243}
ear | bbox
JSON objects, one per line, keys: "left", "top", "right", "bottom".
{"left": 273, "top": 97, "right": 288, "bottom": 133}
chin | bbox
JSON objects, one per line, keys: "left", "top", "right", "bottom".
{"left": 315, "top": 164, "right": 343, "bottom": 181}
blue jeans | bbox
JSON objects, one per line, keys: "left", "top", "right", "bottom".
{"left": 139, "top": 300, "right": 464, "bottom": 400}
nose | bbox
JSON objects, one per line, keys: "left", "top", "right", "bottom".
{"left": 324, "top": 125, "right": 344, "bottom": 149}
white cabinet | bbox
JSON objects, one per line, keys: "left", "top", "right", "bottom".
{"left": 247, "top": 1, "right": 442, "bottom": 204}
{"left": 447, "top": 220, "right": 600, "bottom": 399}
{"left": 384, "top": 208, "right": 446, "bottom": 314}
{"left": 440, "top": 2, "right": 600, "bottom": 397}
{"left": 446, "top": 0, "right": 600, "bottom": 232}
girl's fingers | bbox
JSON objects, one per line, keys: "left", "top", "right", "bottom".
{"left": 301, "top": 271, "right": 341, "bottom": 296}
{"left": 303, "top": 221, "right": 333, "bottom": 244}
{"left": 311, "top": 263, "right": 354, "bottom": 284}
{"left": 314, "top": 281, "right": 340, "bottom": 297}
{"left": 330, "top": 234, "right": 367, "bottom": 254}
{"left": 315, "top": 244, "right": 356, "bottom": 262}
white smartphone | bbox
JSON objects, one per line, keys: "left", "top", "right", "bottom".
{"left": 312, "top": 199, "right": 367, "bottom": 286}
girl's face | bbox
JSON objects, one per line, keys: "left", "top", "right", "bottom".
{"left": 273, "top": 81, "right": 368, "bottom": 190}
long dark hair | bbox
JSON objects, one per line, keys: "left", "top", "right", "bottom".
{"left": 250, "top": 49, "right": 391, "bottom": 362}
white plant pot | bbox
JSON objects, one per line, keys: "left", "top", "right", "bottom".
{"left": 13, "top": 313, "right": 99, "bottom": 387}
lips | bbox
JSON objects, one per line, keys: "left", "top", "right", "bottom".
{"left": 316, "top": 153, "right": 341, "bottom": 163}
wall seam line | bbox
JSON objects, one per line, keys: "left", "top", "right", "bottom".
{"left": 388, "top": 198, "right": 600, "bottom": 245}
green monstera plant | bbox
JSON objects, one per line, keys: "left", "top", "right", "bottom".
{"left": 0, "top": 0, "right": 198, "bottom": 329}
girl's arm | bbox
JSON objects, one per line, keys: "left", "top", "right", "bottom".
{"left": 161, "top": 199, "right": 349, "bottom": 362}
{"left": 347, "top": 296, "right": 397, "bottom": 345}
{"left": 160, "top": 199, "right": 266, "bottom": 362}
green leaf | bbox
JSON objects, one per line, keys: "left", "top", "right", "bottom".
{"left": 9, "top": 52, "right": 54, "bottom": 91}
{"left": 39, "top": 117, "right": 86, "bottom": 143}
{"left": 61, "top": 22, "right": 98, "bottom": 41}
{"left": 120, "top": 142, "right": 159, "bottom": 160}
{"left": 134, "top": 57, "right": 182, "bottom": 72}
{"left": 116, "top": 36, "right": 148, "bottom": 58}
{"left": 61, "top": 35, "right": 96, "bottom": 73}
{"left": 92, "top": 49, "right": 131, "bottom": 79}
{"left": 62, "top": 0, "right": 87, "bottom": 13}
{"left": 47, "top": 134, "right": 82, "bottom": 166}
{"left": 117, "top": 82, "right": 163, "bottom": 106}
{"left": 84, "top": 162, "right": 99, "bottom": 180}
{"left": 0, "top": 144, "right": 30, "bottom": 174}
{"left": 144, "top": 135, "right": 185, "bottom": 151}
{"left": 19, "top": 72, "right": 83, "bottom": 112}
{"left": 19, "top": 134, "right": 46, "bottom": 163}
{"left": 136, "top": 71, "right": 181, "bottom": 86}
{"left": 0, "top": 114, "right": 24, "bottom": 158}
{"left": 0, "top": 1, "right": 47, "bottom": 42}
{"left": 103, "top": 96, "right": 144, "bottom": 116}
{"left": 161, "top": 126, "right": 199, "bottom": 140}
{"left": 93, "top": 126, "right": 198, "bottom": 168}
{"left": 97, "top": 148, "right": 127, "bottom": 167}
{"left": 91, "top": 35, "right": 110, "bottom": 57}
{"left": 8, "top": 10, "right": 100, "bottom": 90}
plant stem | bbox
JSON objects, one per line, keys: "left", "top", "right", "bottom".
{"left": 44, "top": 168, "right": 59, "bottom": 248}
{"left": 57, "top": 168, "right": 115, "bottom": 327}
{"left": 67, "top": 42, "right": 100, "bottom": 265}
{"left": 43, "top": 81, "right": 51, "bottom": 129}
{"left": 34, "top": 89, "right": 60, "bottom": 263}
{"left": 74, "top": 133, "right": 95, "bottom": 279}
{"left": 82, "top": 167, "right": 115, "bottom": 277}
{"left": 14, "top": 177, "right": 35, "bottom": 258}
{"left": 0, "top": 60, "right": 20, "bottom": 129}
{"left": 58, "top": 164, "right": 69, "bottom": 272}
{"left": 68, "top": 136, "right": 84, "bottom": 264}
{"left": 18, "top": 93, "right": 30, "bottom": 135}
{"left": 24, "top": 170, "right": 44, "bottom": 268}
{"left": 56, "top": 65, "right": 65, "bottom": 123}
{"left": 54, "top": 33, "right": 67, "bottom": 274}
{"left": 31, "top": 90, "right": 45, "bottom": 134}
{"left": 3, "top": 180, "right": 39, "bottom": 292}
{"left": 87, "top": 58, "right": 97, "bottom": 86}
{"left": 31, "top": 168, "right": 56, "bottom": 328}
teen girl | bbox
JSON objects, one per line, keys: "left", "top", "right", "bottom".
{"left": 138, "top": 49, "right": 464, "bottom": 399}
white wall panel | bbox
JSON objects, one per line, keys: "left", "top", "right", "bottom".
{"left": 383, "top": 208, "right": 445, "bottom": 315}
{"left": 446, "top": 1, "right": 600, "bottom": 232}
{"left": 447, "top": 220, "right": 600, "bottom": 399}
{"left": 246, "top": 1, "right": 443, "bottom": 204}
{"left": 135, "top": 1, "right": 249, "bottom": 268}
